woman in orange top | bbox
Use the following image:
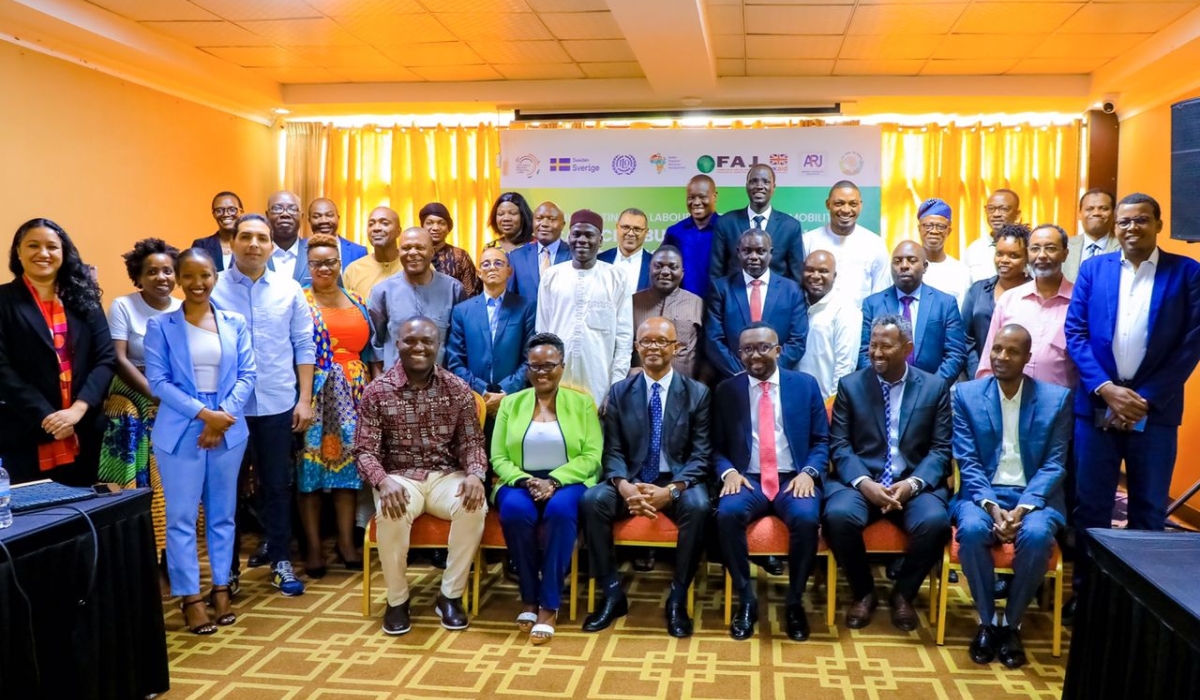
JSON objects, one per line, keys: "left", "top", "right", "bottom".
{"left": 297, "top": 234, "right": 376, "bottom": 577}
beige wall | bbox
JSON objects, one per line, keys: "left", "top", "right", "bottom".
{"left": 0, "top": 41, "right": 278, "bottom": 299}
{"left": 1117, "top": 88, "right": 1200, "bottom": 504}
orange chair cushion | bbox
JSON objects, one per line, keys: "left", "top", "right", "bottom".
{"left": 948, "top": 527, "right": 1061, "bottom": 569}
{"left": 366, "top": 514, "right": 453, "bottom": 547}
{"left": 743, "top": 516, "right": 830, "bottom": 555}
{"left": 613, "top": 515, "right": 680, "bottom": 545}
{"left": 862, "top": 519, "right": 909, "bottom": 552}
{"left": 481, "top": 509, "right": 506, "bottom": 548}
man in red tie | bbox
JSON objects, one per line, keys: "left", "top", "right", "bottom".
{"left": 704, "top": 230, "right": 808, "bottom": 380}
{"left": 713, "top": 324, "right": 830, "bottom": 642}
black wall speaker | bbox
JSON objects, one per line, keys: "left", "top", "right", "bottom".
{"left": 1172, "top": 98, "right": 1200, "bottom": 242}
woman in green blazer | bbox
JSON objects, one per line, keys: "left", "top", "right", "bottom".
{"left": 492, "top": 332, "right": 602, "bottom": 645}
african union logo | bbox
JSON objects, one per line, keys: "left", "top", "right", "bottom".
{"left": 513, "top": 153, "right": 539, "bottom": 178}
{"left": 839, "top": 151, "right": 864, "bottom": 176}
{"left": 611, "top": 154, "right": 637, "bottom": 175}
{"left": 649, "top": 153, "right": 667, "bottom": 174}
{"left": 696, "top": 155, "right": 716, "bottom": 173}
{"left": 549, "top": 157, "right": 572, "bottom": 172}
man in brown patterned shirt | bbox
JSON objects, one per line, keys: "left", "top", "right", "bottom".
{"left": 632, "top": 246, "right": 704, "bottom": 379}
{"left": 354, "top": 316, "right": 488, "bottom": 635}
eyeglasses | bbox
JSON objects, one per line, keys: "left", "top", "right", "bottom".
{"left": 637, "top": 338, "right": 676, "bottom": 350}
{"left": 985, "top": 205, "right": 1015, "bottom": 215}
{"left": 1027, "top": 244, "right": 1062, "bottom": 256}
{"left": 268, "top": 204, "right": 301, "bottom": 215}
{"left": 920, "top": 223, "right": 949, "bottom": 234}
{"left": 528, "top": 362, "right": 562, "bottom": 374}
{"left": 212, "top": 206, "right": 240, "bottom": 216}
{"left": 738, "top": 343, "right": 778, "bottom": 357}
{"left": 307, "top": 259, "right": 340, "bottom": 270}
{"left": 479, "top": 259, "right": 509, "bottom": 270}
{"left": 1116, "top": 216, "right": 1154, "bottom": 229}
{"left": 618, "top": 224, "right": 648, "bottom": 235}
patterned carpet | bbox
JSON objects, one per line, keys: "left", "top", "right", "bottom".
{"left": 159, "top": 553, "right": 1070, "bottom": 700}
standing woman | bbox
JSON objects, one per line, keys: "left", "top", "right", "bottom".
{"left": 297, "top": 234, "right": 374, "bottom": 577}
{"left": 491, "top": 333, "right": 602, "bottom": 645}
{"left": 145, "top": 248, "right": 256, "bottom": 634}
{"left": 484, "top": 192, "right": 534, "bottom": 254}
{"left": 0, "top": 218, "right": 116, "bottom": 486}
{"left": 963, "top": 223, "right": 1031, "bottom": 378}
{"left": 422, "top": 201, "right": 480, "bottom": 297}
{"left": 99, "top": 239, "right": 182, "bottom": 572}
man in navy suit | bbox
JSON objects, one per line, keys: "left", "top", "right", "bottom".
{"left": 825, "top": 314, "right": 953, "bottom": 631}
{"left": 192, "top": 190, "right": 242, "bottom": 271}
{"left": 445, "top": 247, "right": 535, "bottom": 436}
{"left": 859, "top": 240, "right": 967, "bottom": 382}
{"left": 1065, "top": 192, "right": 1200, "bottom": 614}
{"left": 714, "top": 323, "right": 829, "bottom": 642}
{"left": 507, "top": 201, "right": 571, "bottom": 304}
{"left": 597, "top": 208, "right": 652, "bottom": 294}
{"left": 710, "top": 164, "right": 805, "bottom": 285}
{"left": 306, "top": 197, "right": 368, "bottom": 269}
{"left": 581, "top": 317, "right": 712, "bottom": 638}
{"left": 953, "top": 324, "right": 1072, "bottom": 669}
{"left": 705, "top": 230, "right": 808, "bottom": 380}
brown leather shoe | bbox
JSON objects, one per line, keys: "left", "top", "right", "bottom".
{"left": 435, "top": 594, "right": 470, "bottom": 630}
{"left": 890, "top": 592, "right": 919, "bottom": 631}
{"left": 845, "top": 592, "right": 878, "bottom": 629}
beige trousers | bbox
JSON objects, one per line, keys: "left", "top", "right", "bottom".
{"left": 374, "top": 471, "right": 486, "bottom": 606}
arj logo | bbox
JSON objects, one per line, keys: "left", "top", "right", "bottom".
{"left": 649, "top": 153, "right": 667, "bottom": 174}
{"left": 612, "top": 154, "right": 637, "bottom": 175}
{"left": 514, "top": 154, "right": 539, "bottom": 178}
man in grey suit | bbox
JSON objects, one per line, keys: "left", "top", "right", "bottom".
{"left": 709, "top": 164, "right": 805, "bottom": 285}
{"left": 1063, "top": 188, "right": 1120, "bottom": 282}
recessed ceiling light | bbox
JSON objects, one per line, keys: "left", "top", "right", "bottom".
{"left": 272, "top": 108, "right": 291, "bottom": 115}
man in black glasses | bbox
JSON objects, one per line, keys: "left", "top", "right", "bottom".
{"left": 192, "top": 191, "right": 242, "bottom": 271}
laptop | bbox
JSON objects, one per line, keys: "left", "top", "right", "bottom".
{"left": 10, "top": 479, "right": 97, "bottom": 513}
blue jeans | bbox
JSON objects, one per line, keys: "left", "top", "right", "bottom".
{"left": 495, "top": 483, "right": 585, "bottom": 611}
{"left": 245, "top": 410, "right": 296, "bottom": 565}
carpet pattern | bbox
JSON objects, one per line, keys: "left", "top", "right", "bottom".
{"left": 159, "top": 556, "right": 1069, "bottom": 700}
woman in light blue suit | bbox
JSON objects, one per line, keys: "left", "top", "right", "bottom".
{"left": 145, "top": 248, "right": 256, "bottom": 635}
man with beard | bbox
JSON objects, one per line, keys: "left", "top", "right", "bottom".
{"left": 663, "top": 175, "right": 721, "bottom": 298}
{"left": 508, "top": 201, "right": 571, "bottom": 304}
{"left": 965, "top": 189, "right": 1022, "bottom": 283}
{"left": 710, "top": 164, "right": 805, "bottom": 285}
{"left": 343, "top": 207, "right": 402, "bottom": 300}
{"left": 598, "top": 208, "right": 652, "bottom": 294}
{"left": 536, "top": 209, "right": 633, "bottom": 406}
{"left": 192, "top": 191, "right": 242, "bottom": 271}
{"left": 797, "top": 250, "right": 862, "bottom": 401}
{"left": 631, "top": 246, "right": 703, "bottom": 379}
{"left": 803, "top": 181, "right": 890, "bottom": 309}
{"left": 1063, "top": 188, "right": 1120, "bottom": 283}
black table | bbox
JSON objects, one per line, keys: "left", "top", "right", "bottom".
{"left": 1064, "top": 529, "right": 1200, "bottom": 700}
{"left": 0, "top": 489, "right": 169, "bottom": 700}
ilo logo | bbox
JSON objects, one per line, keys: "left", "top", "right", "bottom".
{"left": 611, "top": 154, "right": 637, "bottom": 175}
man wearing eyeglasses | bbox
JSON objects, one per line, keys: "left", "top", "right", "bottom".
{"left": 713, "top": 323, "right": 829, "bottom": 642}
{"left": 598, "top": 208, "right": 653, "bottom": 294}
{"left": 1065, "top": 192, "right": 1200, "bottom": 620}
{"left": 581, "top": 317, "right": 712, "bottom": 638}
{"left": 965, "top": 189, "right": 1023, "bottom": 283}
{"left": 1063, "top": 188, "right": 1120, "bottom": 283}
{"left": 192, "top": 191, "right": 242, "bottom": 271}
{"left": 918, "top": 198, "right": 972, "bottom": 309}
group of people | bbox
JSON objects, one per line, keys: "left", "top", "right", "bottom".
{"left": 1, "top": 166, "right": 1198, "bottom": 668}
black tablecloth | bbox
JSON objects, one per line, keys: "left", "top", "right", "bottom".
{"left": 1063, "top": 529, "right": 1200, "bottom": 700}
{"left": 0, "top": 489, "right": 169, "bottom": 700}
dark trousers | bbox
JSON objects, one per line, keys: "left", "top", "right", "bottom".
{"left": 580, "top": 478, "right": 710, "bottom": 597}
{"left": 823, "top": 487, "right": 951, "bottom": 601}
{"left": 716, "top": 473, "right": 821, "bottom": 606}
{"left": 245, "top": 410, "right": 297, "bottom": 565}
{"left": 1073, "top": 419, "right": 1178, "bottom": 590}
{"left": 495, "top": 483, "right": 585, "bottom": 611}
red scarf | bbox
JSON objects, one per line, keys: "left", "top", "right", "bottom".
{"left": 23, "top": 276, "right": 80, "bottom": 471}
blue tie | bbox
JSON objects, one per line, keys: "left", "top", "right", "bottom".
{"left": 753, "top": 214, "right": 765, "bottom": 230}
{"left": 486, "top": 296, "right": 499, "bottom": 339}
{"left": 879, "top": 377, "right": 895, "bottom": 488}
{"left": 641, "top": 383, "right": 663, "bottom": 483}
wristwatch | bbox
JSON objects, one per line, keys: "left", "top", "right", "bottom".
{"left": 667, "top": 483, "right": 681, "bottom": 502}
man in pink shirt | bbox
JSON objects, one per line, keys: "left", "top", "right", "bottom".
{"left": 977, "top": 224, "right": 1076, "bottom": 388}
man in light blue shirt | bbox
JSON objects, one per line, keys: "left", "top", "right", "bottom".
{"left": 212, "top": 213, "right": 316, "bottom": 597}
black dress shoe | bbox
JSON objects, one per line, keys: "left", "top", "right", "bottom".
{"left": 730, "top": 600, "right": 758, "bottom": 640}
{"left": 969, "top": 624, "right": 999, "bottom": 664}
{"left": 430, "top": 548, "right": 449, "bottom": 570}
{"left": 995, "top": 573, "right": 1012, "bottom": 599}
{"left": 504, "top": 556, "right": 519, "bottom": 582}
{"left": 632, "top": 548, "right": 657, "bottom": 572}
{"left": 248, "top": 542, "right": 271, "bottom": 568}
{"left": 948, "top": 571, "right": 959, "bottom": 584}
{"left": 383, "top": 601, "right": 411, "bottom": 635}
{"left": 886, "top": 556, "right": 904, "bottom": 581}
{"left": 582, "top": 595, "right": 628, "bottom": 632}
{"left": 761, "top": 555, "right": 785, "bottom": 576}
{"left": 1062, "top": 595, "right": 1077, "bottom": 626}
{"left": 998, "top": 627, "right": 1028, "bottom": 669}
{"left": 665, "top": 599, "right": 693, "bottom": 638}
{"left": 435, "top": 594, "right": 469, "bottom": 630}
{"left": 786, "top": 603, "right": 810, "bottom": 642}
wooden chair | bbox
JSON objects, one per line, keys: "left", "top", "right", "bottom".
{"left": 722, "top": 516, "right": 837, "bottom": 627}
{"left": 587, "top": 515, "right": 697, "bottom": 617}
{"left": 361, "top": 392, "right": 488, "bottom": 618}
{"left": 474, "top": 509, "right": 581, "bottom": 621}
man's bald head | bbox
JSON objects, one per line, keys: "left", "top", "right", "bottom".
{"left": 802, "top": 249, "right": 838, "bottom": 302}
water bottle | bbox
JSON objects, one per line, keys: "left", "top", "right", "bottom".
{"left": 0, "top": 459, "right": 12, "bottom": 529}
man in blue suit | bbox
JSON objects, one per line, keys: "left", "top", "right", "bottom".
{"left": 597, "top": 208, "right": 652, "bottom": 294}
{"left": 705, "top": 230, "right": 808, "bottom": 380}
{"left": 1065, "top": 192, "right": 1200, "bottom": 614}
{"left": 507, "top": 201, "right": 571, "bottom": 304}
{"left": 714, "top": 323, "right": 829, "bottom": 642}
{"left": 710, "top": 164, "right": 805, "bottom": 285}
{"left": 445, "top": 247, "right": 535, "bottom": 435}
{"left": 825, "top": 314, "right": 953, "bottom": 631}
{"left": 953, "top": 324, "right": 1072, "bottom": 669}
{"left": 859, "top": 240, "right": 967, "bottom": 382}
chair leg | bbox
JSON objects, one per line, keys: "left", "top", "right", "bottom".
{"left": 724, "top": 568, "right": 733, "bottom": 626}
{"left": 362, "top": 527, "right": 373, "bottom": 618}
{"left": 471, "top": 551, "right": 483, "bottom": 616}
{"left": 587, "top": 576, "right": 595, "bottom": 615}
{"left": 928, "top": 564, "right": 940, "bottom": 625}
{"left": 825, "top": 552, "right": 837, "bottom": 628}
{"left": 936, "top": 554, "right": 952, "bottom": 646}
{"left": 1053, "top": 563, "right": 1064, "bottom": 658}
{"left": 687, "top": 580, "right": 695, "bottom": 619}
{"left": 570, "top": 542, "right": 579, "bottom": 622}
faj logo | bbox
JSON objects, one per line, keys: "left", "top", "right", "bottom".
{"left": 697, "top": 154, "right": 780, "bottom": 174}
{"left": 514, "top": 154, "right": 539, "bottom": 178}
{"left": 611, "top": 154, "right": 637, "bottom": 175}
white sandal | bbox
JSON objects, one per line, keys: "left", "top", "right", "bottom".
{"left": 530, "top": 623, "right": 555, "bottom": 645}
{"left": 516, "top": 612, "right": 537, "bottom": 633}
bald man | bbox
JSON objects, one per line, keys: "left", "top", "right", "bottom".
{"left": 798, "top": 250, "right": 862, "bottom": 400}
{"left": 343, "top": 206, "right": 403, "bottom": 299}
{"left": 367, "top": 227, "right": 466, "bottom": 372}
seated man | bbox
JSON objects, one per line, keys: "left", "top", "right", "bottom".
{"left": 353, "top": 316, "right": 488, "bottom": 635}
{"left": 714, "top": 323, "right": 830, "bottom": 642}
{"left": 825, "top": 314, "right": 953, "bottom": 631}
{"left": 953, "top": 323, "right": 1071, "bottom": 669}
{"left": 581, "top": 317, "right": 712, "bottom": 638}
